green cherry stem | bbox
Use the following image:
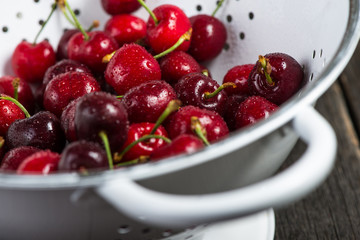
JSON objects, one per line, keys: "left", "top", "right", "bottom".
{"left": 87, "top": 20, "right": 100, "bottom": 32}
{"left": 0, "top": 95, "right": 30, "bottom": 118}
{"left": 212, "top": 0, "right": 225, "bottom": 17}
{"left": 203, "top": 82, "right": 236, "bottom": 99}
{"left": 149, "top": 100, "right": 182, "bottom": 135}
{"left": 114, "top": 135, "right": 171, "bottom": 162}
{"left": 115, "top": 156, "right": 149, "bottom": 168}
{"left": 137, "top": 0, "right": 158, "bottom": 25}
{"left": 202, "top": 69, "right": 209, "bottom": 77}
{"left": 63, "top": 0, "right": 89, "bottom": 40}
{"left": 98, "top": 131, "right": 114, "bottom": 170}
{"left": 12, "top": 78, "right": 20, "bottom": 101}
{"left": 191, "top": 116, "right": 210, "bottom": 146}
{"left": 57, "top": 1, "right": 76, "bottom": 28}
{"left": 258, "top": 55, "right": 274, "bottom": 86}
{"left": 0, "top": 136, "right": 4, "bottom": 150}
{"left": 153, "top": 28, "right": 193, "bottom": 59}
{"left": 33, "top": 3, "right": 57, "bottom": 45}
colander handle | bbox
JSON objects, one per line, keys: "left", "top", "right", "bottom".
{"left": 96, "top": 106, "right": 336, "bottom": 228}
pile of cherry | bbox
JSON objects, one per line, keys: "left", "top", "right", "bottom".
{"left": 0, "top": 0, "right": 304, "bottom": 175}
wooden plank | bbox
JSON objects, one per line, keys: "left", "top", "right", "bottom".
{"left": 275, "top": 82, "right": 360, "bottom": 239}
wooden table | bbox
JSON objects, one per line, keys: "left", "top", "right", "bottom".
{"left": 274, "top": 42, "right": 360, "bottom": 239}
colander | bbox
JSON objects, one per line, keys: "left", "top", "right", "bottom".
{"left": 0, "top": 0, "right": 359, "bottom": 239}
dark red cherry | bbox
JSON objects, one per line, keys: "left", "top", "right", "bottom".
{"left": 43, "top": 71, "right": 101, "bottom": 117}
{"left": 248, "top": 53, "right": 304, "bottom": 105}
{"left": 68, "top": 31, "right": 119, "bottom": 74}
{"left": 123, "top": 80, "right": 177, "bottom": 123}
{"left": 104, "top": 14, "right": 146, "bottom": 47}
{"left": 75, "top": 91, "right": 129, "bottom": 151}
{"left": 223, "top": 64, "right": 254, "bottom": 96}
{"left": 60, "top": 98, "right": 80, "bottom": 142}
{"left": 223, "top": 94, "right": 248, "bottom": 131}
{"left": 6, "top": 111, "right": 66, "bottom": 153}
{"left": 146, "top": 4, "right": 191, "bottom": 54}
{"left": 0, "top": 76, "right": 35, "bottom": 114}
{"left": 150, "top": 134, "right": 204, "bottom": 161}
{"left": 56, "top": 29, "right": 80, "bottom": 60}
{"left": 11, "top": 40, "right": 56, "bottom": 83}
{"left": 17, "top": 150, "right": 60, "bottom": 175}
{"left": 0, "top": 146, "right": 41, "bottom": 171}
{"left": 104, "top": 43, "right": 161, "bottom": 95}
{"left": 159, "top": 51, "right": 202, "bottom": 85}
{"left": 118, "top": 122, "right": 168, "bottom": 162}
{"left": 0, "top": 97, "right": 26, "bottom": 136}
{"left": 235, "top": 96, "right": 278, "bottom": 129}
{"left": 58, "top": 140, "right": 108, "bottom": 172}
{"left": 101, "top": 0, "right": 142, "bottom": 15}
{"left": 174, "top": 72, "right": 228, "bottom": 116}
{"left": 188, "top": 14, "right": 227, "bottom": 62}
{"left": 166, "top": 105, "right": 229, "bottom": 143}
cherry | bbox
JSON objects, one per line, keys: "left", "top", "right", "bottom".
{"left": 166, "top": 105, "right": 229, "bottom": 143}
{"left": 60, "top": 98, "right": 80, "bottom": 142}
{"left": 6, "top": 111, "right": 66, "bottom": 153}
{"left": 0, "top": 95, "right": 27, "bottom": 136}
{"left": 58, "top": 140, "right": 108, "bottom": 172}
{"left": 101, "top": 0, "right": 142, "bottom": 15}
{"left": 174, "top": 72, "right": 229, "bottom": 116}
{"left": 117, "top": 122, "right": 169, "bottom": 162}
{"left": 122, "top": 80, "right": 177, "bottom": 123}
{"left": 222, "top": 64, "right": 254, "bottom": 96}
{"left": 248, "top": 53, "right": 304, "bottom": 105}
{"left": 159, "top": 51, "right": 202, "bottom": 85}
{"left": 104, "top": 43, "right": 161, "bottom": 95}
{"left": 150, "top": 134, "right": 204, "bottom": 161}
{"left": 0, "top": 76, "right": 35, "bottom": 114}
{"left": 223, "top": 94, "right": 248, "bottom": 131}
{"left": 43, "top": 71, "right": 101, "bottom": 117}
{"left": 235, "top": 96, "right": 278, "bottom": 129}
{"left": 104, "top": 14, "right": 146, "bottom": 47}
{"left": 75, "top": 91, "right": 129, "bottom": 152}
{"left": 0, "top": 146, "right": 41, "bottom": 171}
{"left": 144, "top": 3, "right": 192, "bottom": 54}
{"left": 56, "top": 29, "right": 80, "bottom": 60}
{"left": 17, "top": 150, "right": 60, "bottom": 175}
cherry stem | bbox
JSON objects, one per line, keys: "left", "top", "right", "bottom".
{"left": 212, "top": 0, "right": 225, "bottom": 17}
{"left": 0, "top": 95, "right": 30, "bottom": 118}
{"left": 0, "top": 136, "right": 4, "bottom": 150}
{"left": 79, "top": 167, "right": 89, "bottom": 175}
{"left": 149, "top": 100, "right": 182, "bottom": 135}
{"left": 87, "top": 20, "right": 100, "bottom": 32}
{"left": 191, "top": 117, "right": 210, "bottom": 146}
{"left": 116, "top": 95, "right": 124, "bottom": 99}
{"left": 33, "top": 3, "right": 57, "bottom": 45}
{"left": 63, "top": 0, "right": 89, "bottom": 40}
{"left": 98, "top": 131, "right": 114, "bottom": 170}
{"left": 115, "top": 156, "right": 149, "bottom": 168}
{"left": 202, "top": 69, "right": 209, "bottom": 77}
{"left": 153, "top": 28, "right": 193, "bottom": 59}
{"left": 137, "top": 0, "right": 158, "bottom": 25}
{"left": 203, "top": 82, "right": 236, "bottom": 99}
{"left": 102, "top": 51, "right": 116, "bottom": 63}
{"left": 259, "top": 55, "right": 274, "bottom": 86}
{"left": 114, "top": 135, "right": 171, "bottom": 162}
{"left": 57, "top": 1, "right": 76, "bottom": 28}
{"left": 12, "top": 78, "right": 20, "bottom": 101}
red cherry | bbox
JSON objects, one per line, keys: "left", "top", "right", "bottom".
{"left": 223, "top": 64, "right": 254, "bottom": 96}
{"left": 101, "top": 0, "right": 142, "bottom": 15}
{"left": 0, "top": 97, "right": 26, "bottom": 136}
{"left": 248, "top": 53, "right": 304, "bottom": 105}
{"left": 223, "top": 94, "right": 248, "bottom": 131}
{"left": 60, "top": 98, "right": 80, "bottom": 142}
{"left": 122, "top": 80, "right": 177, "bottom": 123}
{"left": 104, "top": 43, "right": 161, "bottom": 95}
{"left": 11, "top": 40, "right": 56, "bottom": 83}
{"left": 56, "top": 29, "right": 80, "bottom": 60}
{"left": 188, "top": 14, "right": 227, "bottom": 62}
{"left": 150, "top": 134, "right": 204, "bottom": 161}
{"left": 119, "top": 122, "right": 168, "bottom": 162}
{"left": 166, "top": 105, "right": 229, "bottom": 143}
{"left": 159, "top": 51, "right": 202, "bottom": 85}
{"left": 104, "top": 14, "right": 146, "bottom": 47}
{"left": 146, "top": 4, "right": 191, "bottom": 54}
{"left": 68, "top": 31, "right": 119, "bottom": 74}
{"left": 235, "top": 96, "right": 278, "bottom": 129}
{"left": 0, "top": 146, "right": 41, "bottom": 171}
{"left": 43, "top": 71, "right": 101, "bottom": 117}
{"left": 17, "top": 150, "right": 60, "bottom": 175}
{"left": 0, "top": 76, "right": 35, "bottom": 113}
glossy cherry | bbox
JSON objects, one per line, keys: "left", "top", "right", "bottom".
{"left": 17, "top": 150, "right": 60, "bottom": 175}
{"left": 0, "top": 146, "right": 41, "bottom": 171}
{"left": 104, "top": 43, "right": 161, "bottom": 95}
{"left": 235, "top": 96, "right": 278, "bottom": 129}
{"left": 58, "top": 140, "right": 108, "bottom": 171}
{"left": 43, "top": 71, "right": 101, "bottom": 117}
{"left": 101, "top": 0, "right": 142, "bottom": 15}
{"left": 248, "top": 53, "right": 304, "bottom": 105}
{"left": 123, "top": 80, "right": 177, "bottom": 123}
{"left": 0, "top": 96, "right": 26, "bottom": 136}
{"left": 223, "top": 64, "right": 254, "bottom": 96}
{"left": 60, "top": 98, "right": 80, "bottom": 142}
{"left": 223, "top": 94, "right": 248, "bottom": 131}
{"left": 56, "top": 29, "right": 80, "bottom": 60}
